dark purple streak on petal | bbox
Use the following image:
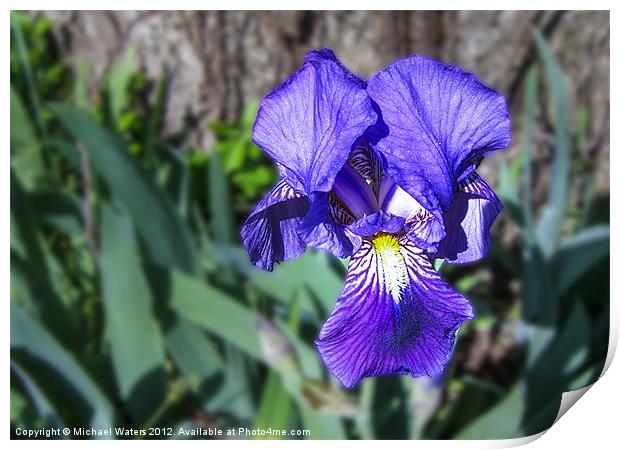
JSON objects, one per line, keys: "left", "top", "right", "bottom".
{"left": 241, "top": 180, "right": 309, "bottom": 271}
{"left": 316, "top": 238, "right": 473, "bottom": 388}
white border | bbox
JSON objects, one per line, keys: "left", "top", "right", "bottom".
{"left": 3, "top": 4, "right": 617, "bottom": 449}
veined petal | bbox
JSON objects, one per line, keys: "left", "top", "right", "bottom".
{"left": 316, "top": 237, "right": 473, "bottom": 388}
{"left": 241, "top": 180, "right": 309, "bottom": 271}
{"left": 348, "top": 139, "right": 383, "bottom": 196}
{"left": 297, "top": 192, "right": 362, "bottom": 259}
{"left": 379, "top": 177, "right": 446, "bottom": 252}
{"left": 347, "top": 211, "right": 404, "bottom": 238}
{"left": 253, "top": 49, "right": 377, "bottom": 195}
{"left": 367, "top": 55, "right": 511, "bottom": 211}
{"left": 434, "top": 173, "right": 503, "bottom": 264}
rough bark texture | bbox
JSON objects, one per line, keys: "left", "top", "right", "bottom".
{"left": 41, "top": 11, "right": 609, "bottom": 190}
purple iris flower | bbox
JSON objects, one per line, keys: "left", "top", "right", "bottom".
{"left": 241, "top": 49, "right": 511, "bottom": 388}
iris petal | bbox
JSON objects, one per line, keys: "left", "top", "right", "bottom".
{"left": 240, "top": 180, "right": 309, "bottom": 271}
{"left": 316, "top": 238, "right": 473, "bottom": 388}
{"left": 367, "top": 56, "right": 511, "bottom": 204}
{"left": 434, "top": 173, "right": 503, "bottom": 264}
{"left": 379, "top": 177, "right": 422, "bottom": 220}
{"left": 347, "top": 211, "right": 405, "bottom": 238}
{"left": 297, "top": 192, "right": 362, "bottom": 259}
{"left": 366, "top": 56, "right": 510, "bottom": 251}
{"left": 253, "top": 49, "right": 377, "bottom": 195}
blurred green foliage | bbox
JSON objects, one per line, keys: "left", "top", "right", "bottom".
{"left": 10, "top": 12, "right": 609, "bottom": 440}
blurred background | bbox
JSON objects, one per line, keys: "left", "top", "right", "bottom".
{"left": 10, "top": 10, "right": 609, "bottom": 440}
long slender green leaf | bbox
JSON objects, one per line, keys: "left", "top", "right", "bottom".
{"left": 253, "top": 372, "right": 292, "bottom": 439}
{"left": 11, "top": 304, "right": 115, "bottom": 429}
{"left": 455, "top": 384, "right": 525, "bottom": 439}
{"left": 165, "top": 319, "right": 223, "bottom": 406}
{"left": 552, "top": 225, "right": 609, "bottom": 296}
{"left": 210, "top": 243, "right": 343, "bottom": 314}
{"left": 11, "top": 362, "right": 65, "bottom": 429}
{"left": 52, "top": 104, "right": 199, "bottom": 273}
{"left": 169, "top": 270, "right": 262, "bottom": 360}
{"left": 144, "top": 68, "right": 171, "bottom": 166}
{"left": 534, "top": 30, "right": 571, "bottom": 257}
{"left": 100, "top": 205, "right": 166, "bottom": 422}
{"left": 11, "top": 12, "right": 48, "bottom": 147}
{"left": 522, "top": 244, "right": 556, "bottom": 325}
{"left": 526, "top": 302, "right": 590, "bottom": 417}
{"left": 30, "top": 192, "right": 82, "bottom": 236}
{"left": 10, "top": 87, "right": 46, "bottom": 189}
{"left": 10, "top": 172, "right": 50, "bottom": 281}
{"left": 522, "top": 65, "right": 538, "bottom": 238}
{"left": 209, "top": 152, "right": 235, "bottom": 244}
{"left": 298, "top": 403, "right": 346, "bottom": 440}
{"left": 11, "top": 250, "right": 76, "bottom": 347}
{"left": 106, "top": 45, "right": 136, "bottom": 128}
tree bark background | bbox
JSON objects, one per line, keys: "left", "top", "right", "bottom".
{"left": 40, "top": 10, "right": 609, "bottom": 190}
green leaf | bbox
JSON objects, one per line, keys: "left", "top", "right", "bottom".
{"left": 144, "top": 67, "right": 171, "bottom": 166}
{"left": 240, "top": 101, "right": 259, "bottom": 128}
{"left": 51, "top": 104, "right": 199, "bottom": 273}
{"left": 11, "top": 303, "right": 115, "bottom": 429}
{"left": 11, "top": 250, "right": 76, "bottom": 348}
{"left": 168, "top": 270, "right": 262, "bottom": 361}
{"left": 522, "top": 243, "right": 556, "bottom": 325}
{"left": 100, "top": 205, "right": 166, "bottom": 422}
{"left": 106, "top": 45, "right": 137, "bottom": 128}
{"left": 253, "top": 372, "right": 293, "bottom": 439}
{"left": 275, "top": 316, "right": 323, "bottom": 379}
{"left": 497, "top": 160, "right": 526, "bottom": 229}
{"left": 552, "top": 225, "right": 609, "bottom": 296}
{"left": 10, "top": 87, "right": 46, "bottom": 190}
{"left": 407, "top": 376, "right": 442, "bottom": 439}
{"left": 45, "top": 138, "right": 80, "bottom": 169}
{"left": 298, "top": 403, "right": 346, "bottom": 439}
{"left": 165, "top": 319, "right": 223, "bottom": 406}
{"left": 30, "top": 192, "right": 82, "bottom": 236}
{"left": 11, "top": 12, "right": 48, "bottom": 146}
{"left": 208, "top": 152, "right": 235, "bottom": 244}
{"left": 210, "top": 243, "right": 343, "bottom": 315}
{"left": 10, "top": 172, "right": 49, "bottom": 281}
{"left": 526, "top": 302, "right": 590, "bottom": 422}
{"left": 455, "top": 384, "right": 525, "bottom": 439}
{"left": 522, "top": 66, "right": 538, "bottom": 237}
{"left": 11, "top": 362, "right": 65, "bottom": 429}
{"left": 73, "top": 63, "right": 91, "bottom": 110}
{"left": 534, "top": 31, "right": 571, "bottom": 257}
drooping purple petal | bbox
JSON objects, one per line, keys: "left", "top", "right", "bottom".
{"left": 366, "top": 55, "right": 511, "bottom": 214}
{"left": 297, "top": 192, "right": 362, "bottom": 259}
{"left": 316, "top": 238, "right": 473, "bottom": 388}
{"left": 253, "top": 49, "right": 377, "bottom": 195}
{"left": 406, "top": 209, "right": 446, "bottom": 254}
{"left": 347, "top": 211, "right": 404, "bottom": 238}
{"left": 434, "top": 173, "right": 503, "bottom": 264}
{"left": 241, "top": 179, "right": 309, "bottom": 271}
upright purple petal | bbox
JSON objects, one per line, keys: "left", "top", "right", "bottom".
{"left": 434, "top": 173, "right": 503, "bottom": 264}
{"left": 241, "top": 180, "right": 309, "bottom": 271}
{"left": 253, "top": 49, "right": 377, "bottom": 195}
{"left": 297, "top": 192, "right": 362, "bottom": 259}
{"left": 367, "top": 55, "right": 511, "bottom": 213}
{"left": 316, "top": 238, "right": 473, "bottom": 388}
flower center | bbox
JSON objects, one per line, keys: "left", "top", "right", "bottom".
{"left": 331, "top": 162, "right": 378, "bottom": 218}
{"left": 372, "top": 234, "right": 408, "bottom": 304}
